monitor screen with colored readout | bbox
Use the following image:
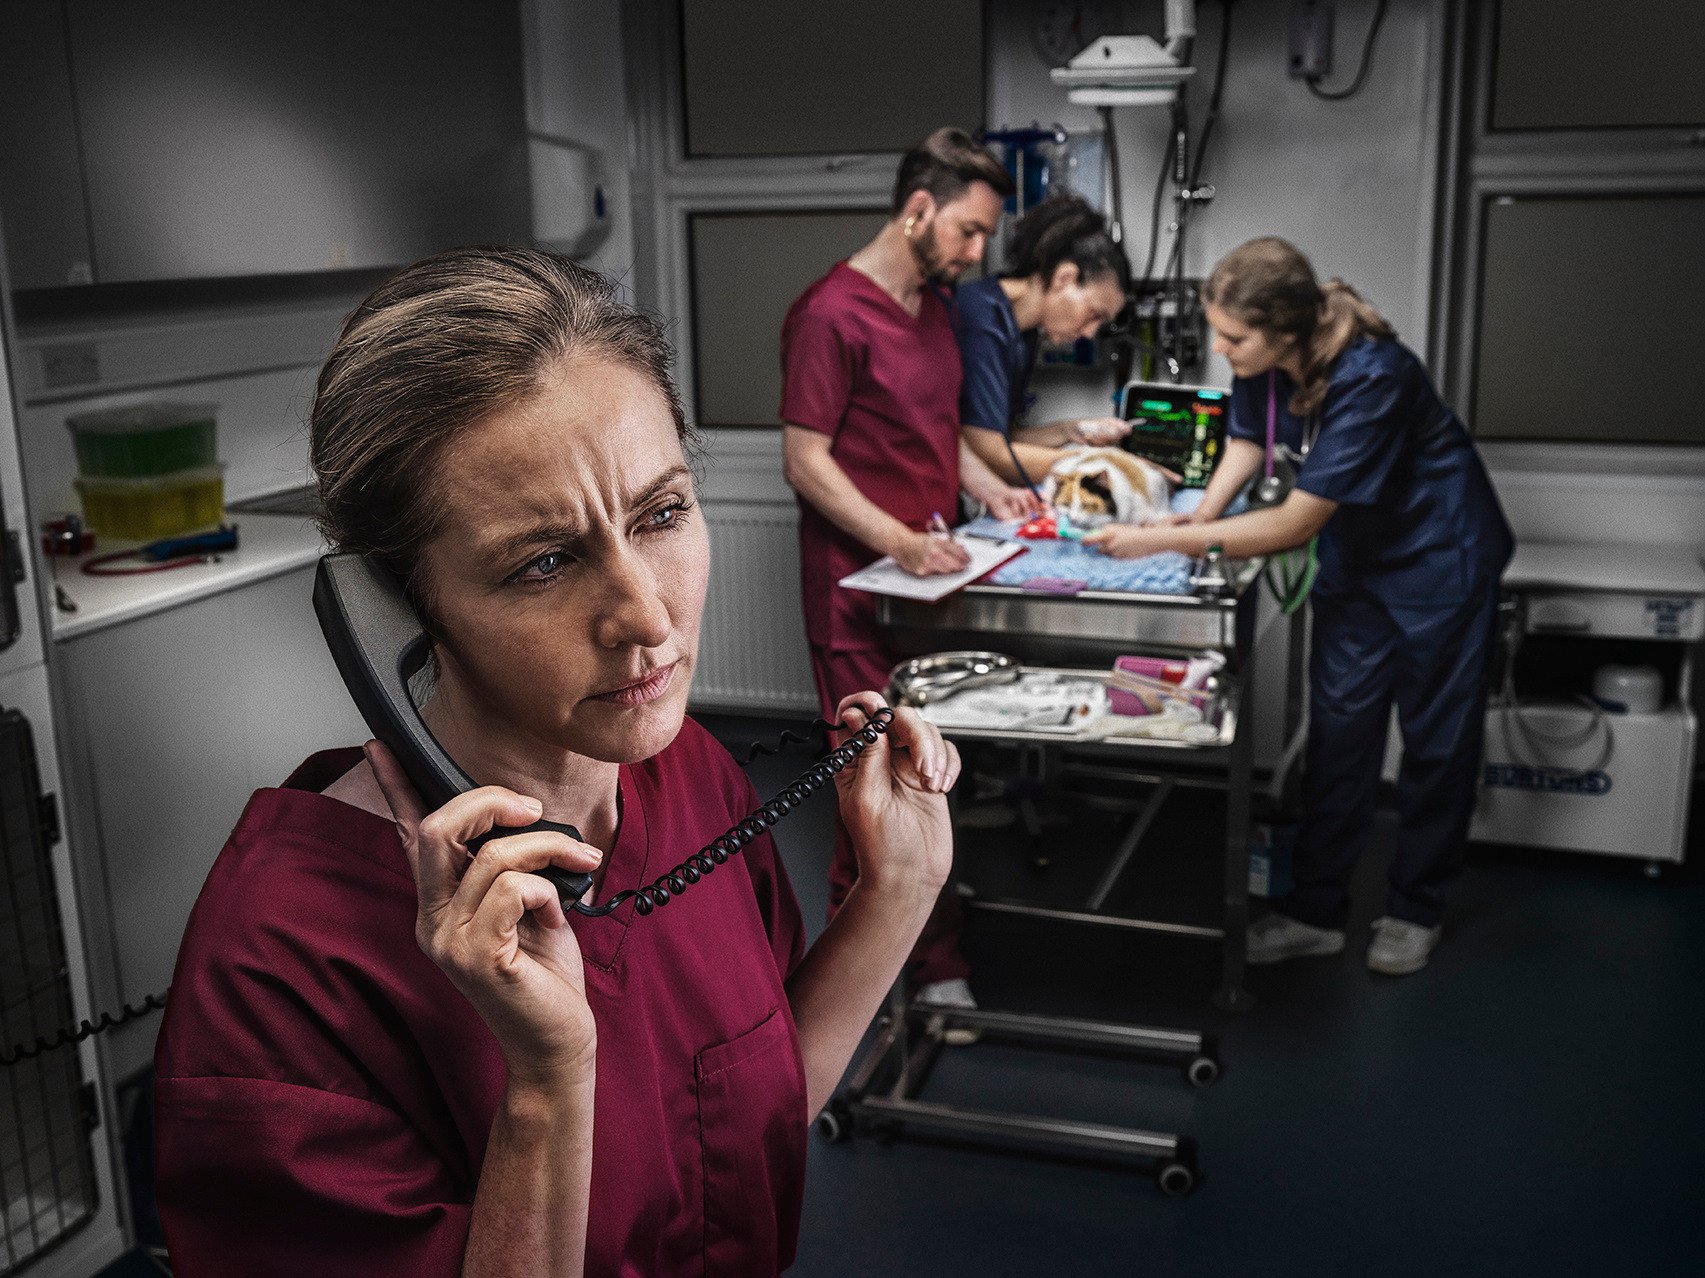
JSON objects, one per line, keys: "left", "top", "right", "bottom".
{"left": 1118, "top": 382, "right": 1229, "bottom": 489}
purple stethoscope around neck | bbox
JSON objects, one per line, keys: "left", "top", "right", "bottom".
{"left": 1254, "top": 370, "right": 1315, "bottom": 508}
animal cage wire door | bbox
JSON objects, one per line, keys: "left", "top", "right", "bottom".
{"left": 0, "top": 706, "right": 98, "bottom": 1274}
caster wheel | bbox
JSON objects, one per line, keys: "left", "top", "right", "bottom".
{"left": 1645, "top": 862, "right": 1663, "bottom": 880}
{"left": 814, "top": 1100, "right": 852, "bottom": 1144}
{"left": 1184, "top": 1055, "right": 1221, "bottom": 1087}
{"left": 1157, "top": 1160, "right": 1197, "bottom": 1196}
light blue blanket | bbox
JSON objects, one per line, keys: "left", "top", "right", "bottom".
{"left": 961, "top": 489, "right": 1234, "bottom": 596}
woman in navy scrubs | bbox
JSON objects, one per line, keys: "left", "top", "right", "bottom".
{"left": 956, "top": 194, "right": 1133, "bottom": 493}
{"left": 1087, "top": 237, "right": 1512, "bottom": 976}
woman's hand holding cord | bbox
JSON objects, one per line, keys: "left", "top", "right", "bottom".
{"left": 784, "top": 693, "right": 961, "bottom": 1112}
{"left": 834, "top": 693, "right": 958, "bottom": 902}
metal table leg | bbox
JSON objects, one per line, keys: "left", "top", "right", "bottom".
{"left": 1215, "top": 659, "right": 1256, "bottom": 1011}
{"left": 1085, "top": 776, "right": 1175, "bottom": 911}
{"left": 825, "top": 984, "right": 1216, "bottom": 1194}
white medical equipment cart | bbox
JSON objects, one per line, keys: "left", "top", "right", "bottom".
{"left": 1472, "top": 541, "right": 1704, "bottom": 871}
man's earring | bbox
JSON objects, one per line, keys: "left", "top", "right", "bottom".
{"left": 904, "top": 216, "right": 916, "bottom": 238}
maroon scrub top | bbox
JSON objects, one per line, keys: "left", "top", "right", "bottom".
{"left": 779, "top": 261, "right": 962, "bottom": 651}
{"left": 155, "top": 717, "right": 808, "bottom": 1277}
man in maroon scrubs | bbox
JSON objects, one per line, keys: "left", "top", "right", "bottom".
{"left": 780, "top": 128, "right": 1012, "bottom": 1015}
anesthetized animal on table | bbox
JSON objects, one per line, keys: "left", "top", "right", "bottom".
{"left": 1045, "top": 447, "right": 1174, "bottom": 527}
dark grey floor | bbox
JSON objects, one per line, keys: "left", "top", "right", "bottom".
{"left": 717, "top": 718, "right": 1705, "bottom": 1278}
{"left": 98, "top": 715, "right": 1705, "bottom": 1278}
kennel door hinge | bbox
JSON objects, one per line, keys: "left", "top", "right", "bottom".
{"left": 39, "top": 790, "right": 61, "bottom": 846}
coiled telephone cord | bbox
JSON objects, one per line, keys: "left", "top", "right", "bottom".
{"left": 573, "top": 708, "right": 893, "bottom": 918}
{"left": 0, "top": 992, "right": 167, "bottom": 1068}
{"left": 1, "top": 710, "right": 895, "bottom": 1066}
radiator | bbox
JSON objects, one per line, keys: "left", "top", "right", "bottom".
{"left": 693, "top": 504, "right": 818, "bottom": 715}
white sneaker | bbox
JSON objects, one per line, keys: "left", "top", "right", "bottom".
{"left": 1367, "top": 917, "right": 1442, "bottom": 976}
{"left": 916, "top": 978, "right": 981, "bottom": 1046}
{"left": 1246, "top": 913, "right": 1346, "bottom": 965}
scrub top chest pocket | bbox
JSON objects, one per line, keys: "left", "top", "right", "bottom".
{"left": 697, "top": 1007, "right": 808, "bottom": 1275}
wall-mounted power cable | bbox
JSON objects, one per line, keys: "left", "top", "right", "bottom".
{"left": 1306, "top": 0, "right": 1388, "bottom": 101}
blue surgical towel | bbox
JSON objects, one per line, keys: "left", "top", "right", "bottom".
{"left": 959, "top": 488, "right": 1244, "bottom": 596}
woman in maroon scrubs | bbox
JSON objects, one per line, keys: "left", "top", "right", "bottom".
{"left": 153, "top": 247, "right": 959, "bottom": 1276}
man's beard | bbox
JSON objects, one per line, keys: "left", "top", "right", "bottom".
{"left": 909, "top": 222, "right": 960, "bottom": 283}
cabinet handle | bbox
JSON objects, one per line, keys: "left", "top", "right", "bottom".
{"left": 0, "top": 528, "right": 23, "bottom": 651}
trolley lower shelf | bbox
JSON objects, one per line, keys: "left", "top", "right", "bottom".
{"left": 824, "top": 992, "right": 1219, "bottom": 1195}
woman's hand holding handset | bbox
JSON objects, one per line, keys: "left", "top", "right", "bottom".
{"left": 368, "top": 740, "right": 601, "bottom": 1274}
{"left": 365, "top": 740, "right": 603, "bottom": 1086}
{"left": 832, "top": 692, "right": 958, "bottom": 901}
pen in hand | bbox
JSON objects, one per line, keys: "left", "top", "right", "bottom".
{"left": 896, "top": 511, "right": 969, "bottom": 577}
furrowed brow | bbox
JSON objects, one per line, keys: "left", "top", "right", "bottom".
{"left": 482, "top": 466, "right": 692, "bottom": 566}
{"left": 489, "top": 521, "right": 589, "bottom": 564}
{"left": 626, "top": 465, "right": 692, "bottom": 510}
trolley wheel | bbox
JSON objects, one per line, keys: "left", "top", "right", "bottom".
{"left": 1184, "top": 1054, "right": 1221, "bottom": 1088}
{"left": 814, "top": 1099, "right": 852, "bottom": 1144}
{"left": 1645, "top": 861, "right": 1663, "bottom": 880}
{"left": 1157, "top": 1160, "right": 1197, "bottom": 1197}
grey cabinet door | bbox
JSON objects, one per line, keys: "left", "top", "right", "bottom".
{"left": 60, "top": 563, "right": 368, "bottom": 1079}
{"left": 0, "top": 2, "right": 97, "bottom": 290}
{"left": 59, "top": 0, "right": 526, "bottom": 283}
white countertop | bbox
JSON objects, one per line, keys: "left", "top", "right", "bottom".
{"left": 47, "top": 512, "right": 326, "bottom": 641}
{"left": 1505, "top": 542, "right": 1705, "bottom": 598}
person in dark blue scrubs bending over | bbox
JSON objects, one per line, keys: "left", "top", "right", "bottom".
{"left": 1086, "top": 237, "right": 1512, "bottom": 976}
{"left": 956, "top": 194, "right": 1133, "bottom": 493}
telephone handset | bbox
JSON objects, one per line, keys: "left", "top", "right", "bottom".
{"left": 312, "top": 553, "right": 594, "bottom": 908}
{"left": 312, "top": 552, "right": 893, "bottom": 921}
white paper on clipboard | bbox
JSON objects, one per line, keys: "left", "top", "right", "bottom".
{"left": 838, "top": 538, "right": 1026, "bottom": 602}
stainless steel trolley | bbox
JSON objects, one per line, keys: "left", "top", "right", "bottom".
{"left": 821, "top": 561, "right": 1306, "bottom": 1192}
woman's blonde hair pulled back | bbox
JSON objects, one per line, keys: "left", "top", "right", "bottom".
{"left": 1202, "top": 236, "right": 1393, "bottom": 417}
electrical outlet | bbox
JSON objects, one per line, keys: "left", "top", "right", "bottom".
{"left": 1289, "top": 1, "right": 1334, "bottom": 80}
{"left": 39, "top": 342, "right": 100, "bottom": 390}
